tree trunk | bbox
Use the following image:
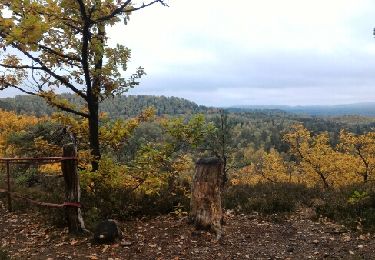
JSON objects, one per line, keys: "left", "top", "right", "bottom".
{"left": 62, "top": 144, "right": 86, "bottom": 234}
{"left": 88, "top": 12, "right": 105, "bottom": 172}
{"left": 190, "top": 157, "right": 224, "bottom": 239}
{"left": 88, "top": 101, "right": 100, "bottom": 171}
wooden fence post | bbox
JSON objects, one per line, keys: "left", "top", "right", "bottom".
{"left": 61, "top": 144, "right": 85, "bottom": 234}
{"left": 6, "top": 160, "right": 12, "bottom": 212}
{"left": 189, "top": 157, "right": 224, "bottom": 239}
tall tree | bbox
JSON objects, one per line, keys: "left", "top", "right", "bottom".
{"left": 0, "top": 0, "right": 167, "bottom": 170}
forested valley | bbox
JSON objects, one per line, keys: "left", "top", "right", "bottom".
{"left": 1, "top": 94, "right": 375, "bottom": 258}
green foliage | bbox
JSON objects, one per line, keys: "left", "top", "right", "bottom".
{"left": 80, "top": 157, "right": 131, "bottom": 192}
{"left": 315, "top": 185, "right": 375, "bottom": 231}
{"left": 79, "top": 155, "right": 191, "bottom": 222}
{"left": 224, "top": 183, "right": 319, "bottom": 214}
{"left": 6, "top": 120, "right": 64, "bottom": 157}
{"left": 14, "top": 168, "right": 40, "bottom": 187}
{"left": 348, "top": 191, "right": 370, "bottom": 205}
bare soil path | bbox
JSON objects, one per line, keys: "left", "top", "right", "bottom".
{"left": 1, "top": 201, "right": 374, "bottom": 260}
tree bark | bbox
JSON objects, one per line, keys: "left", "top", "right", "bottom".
{"left": 190, "top": 157, "right": 224, "bottom": 239}
{"left": 88, "top": 10, "right": 105, "bottom": 172}
{"left": 62, "top": 144, "right": 86, "bottom": 234}
{"left": 88, "top": 101, "right": 100, "bottom": 171}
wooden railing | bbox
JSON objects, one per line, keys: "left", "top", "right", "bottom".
{"left": 0, "top": 157, "right": 76, "bottom": 211}
{"left": 0, "top": 144, "right": 86, "bottom": 234}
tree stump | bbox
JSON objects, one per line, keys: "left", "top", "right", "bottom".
{"left": 62, "top": 144, "right": 86, "bottom": 234}
{"left": 189, "top": 157, "right": 224, "bottom": 238}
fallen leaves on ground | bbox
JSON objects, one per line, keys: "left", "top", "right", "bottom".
{"left": 1, "top": 201, "right": 375, "bottom": 259}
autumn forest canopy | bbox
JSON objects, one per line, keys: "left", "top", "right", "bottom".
{"left": 0, "top": 94, "right": 375, "bottom": 215}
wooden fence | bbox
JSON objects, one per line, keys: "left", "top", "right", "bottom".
{"left": 0, "top": 144, "right": 86, "bottom": 234}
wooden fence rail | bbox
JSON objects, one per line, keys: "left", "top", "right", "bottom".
{"left": 0, "top": 144, "right": 86, "bottom": 234}
{"left": 0, "top": 157, "right": 76, "bottom": 211}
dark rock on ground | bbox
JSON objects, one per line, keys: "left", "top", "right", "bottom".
{"left": 93, "top": 219, "right": 122, "bottom": 244}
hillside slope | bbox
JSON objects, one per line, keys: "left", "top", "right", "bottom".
{"left": 0, "top": 94, "right": 210, "bottom": 117}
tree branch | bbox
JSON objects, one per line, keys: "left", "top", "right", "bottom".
{"left": 0, "top": 81, "right": 89, "bottom": 118}
{"left": 0, "top": 81, "right": 38, "bottom": 96}
{"left": 40, "top": 93, "right": 90, "bottom": 118}
{"left": 38, "top": 44, "right": 82, "bottom": 65}
{"left": 12, "top": 44, "right": 88, "bottom": 101}
{"left": 125, "top": 0, "right": 168, "bottom": 12}
{"left": 0, "top": 63, "right": 43, "bottom": 70}
{"left": 94, "top": 0, "right": 167, "bottom": 23}
{"left": 75, "top": 0, "right": 89, "bottom": 21}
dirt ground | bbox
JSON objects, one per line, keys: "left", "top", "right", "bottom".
{"left": 1, "top": 200, "right": 375, "bottom": 260}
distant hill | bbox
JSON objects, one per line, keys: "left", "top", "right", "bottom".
{"left": 1, "top": 94, "right": 374, "bottom": 118}
{"left": 0, "top": 94, "right": 210, "bottom": 118}
{"left": 228, "top": 103, "right": 375, "bottom": 117}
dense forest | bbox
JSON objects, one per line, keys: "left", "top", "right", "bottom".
{"left": 1, "top": 94, "right": 375, "bottom": 204}
{"left": 0, "top": 94, "right": 210, "bottom": 118}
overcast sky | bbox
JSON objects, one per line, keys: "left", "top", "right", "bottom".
{"left": 108, "top": 0, "right": 375, "bottom": 106}
{"left": 2, "top": 0, "right": 375, "bottom": 106}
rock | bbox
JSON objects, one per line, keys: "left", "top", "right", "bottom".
{"left": 286, "top": 246, "right": 294, "bottom": 253}
{"left": 94, "top": 219, "right": 122, "bottom": 244}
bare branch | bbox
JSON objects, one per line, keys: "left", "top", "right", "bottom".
{"left": 1, "top": 82, "right": 38, "bottom": 96}
{"left": 125, "top": 0, "right": 168, "bottom": 12}
{"left": 94, "top": 0, "right": 167, "bottom": 23}
{"left": 0, "top": 63, "right": 43, "bottom": 70}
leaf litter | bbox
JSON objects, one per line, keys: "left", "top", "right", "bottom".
{"left": 1, "top": 201, "right": 375, "bottom": 259}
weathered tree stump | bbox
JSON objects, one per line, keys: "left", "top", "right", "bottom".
{"left": 62, "top": 144, "right": 86, "bottom": 234}
{"left": 189, "top": 157, "right": 224, "bottom": 238}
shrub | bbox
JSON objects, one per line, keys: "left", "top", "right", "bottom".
{"left": 224, "top": 182, "right": 321, "bottom": 214}
{"left": 79, "top": 157, "right": 191, "bottom": 229}
{"left": 316, "top": 184, "right": 375, "bottom": 231}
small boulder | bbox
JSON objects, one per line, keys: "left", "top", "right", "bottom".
{"left": 94, "top": 219, "right": 122, "bottom": 244}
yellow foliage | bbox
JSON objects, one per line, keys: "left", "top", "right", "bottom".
{"left": 38, "top": 163, "right": 61, "bottom": 175}
{"left": 52, "top": 107, "right": 155, "bottom": 170}
{"left": 339, "top": 130, "right": 375, "bottom": 182}
{"left": 233, "top": 125, "right": 375, "bottom": 189}
{"left": 0, "top": 109, "right": 42, "bottom": 156}
{"left": 100, "top": 107, "right": 155, "bottom": 150}
{"left": 80, "top": 157, "right": 138, "bottom": 193}
{"left": 33, "top": 137, "right": 62, "bottom": 157}
{"left": 257, "top": 149, "right": 290, "bottom": 183}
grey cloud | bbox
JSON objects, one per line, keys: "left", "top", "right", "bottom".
{"left": 131, "top": 45, "right": 375, "bottom": 106}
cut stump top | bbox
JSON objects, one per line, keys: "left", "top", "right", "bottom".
{"left": 196, "top": 157, "right": 222, "bottom": 166}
